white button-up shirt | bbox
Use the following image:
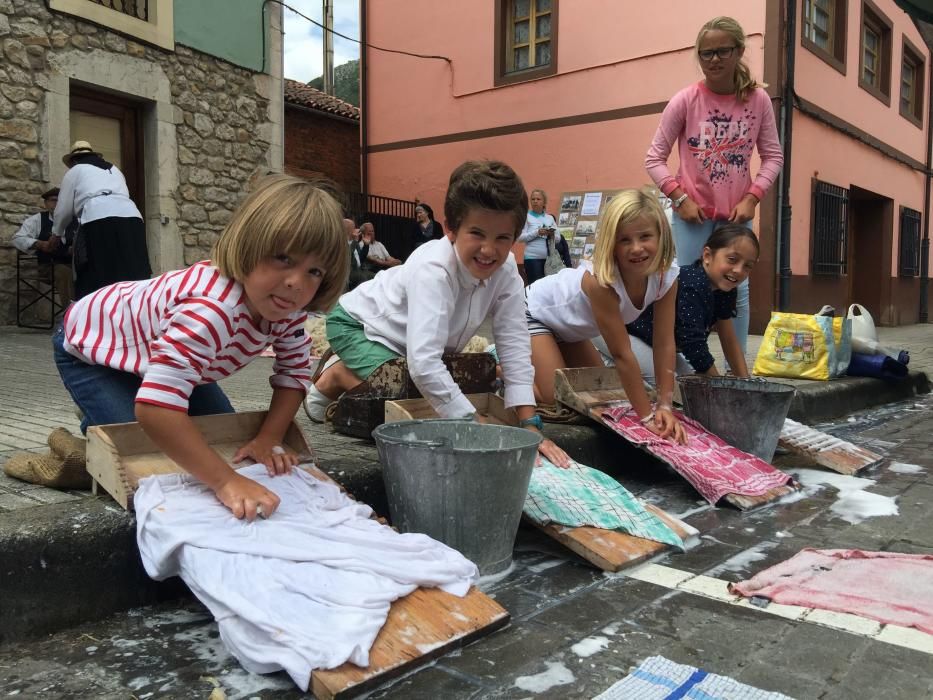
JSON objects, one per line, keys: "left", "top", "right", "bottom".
{"left": 52, "top": 163, "right": 141, "bottom": 237}
{"left": 340, "top": 237, "right": 534, "bottom": 418}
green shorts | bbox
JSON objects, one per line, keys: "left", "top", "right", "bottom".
{"left": 326, "top": 304, "right": 400, "bottom": 380}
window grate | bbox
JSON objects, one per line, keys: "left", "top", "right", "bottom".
{"left": 88, "top": 0, "right": 149, "bottom": 22}
{"left": 812, "top": 181, "right": 849, "bottom": 276}
{"left": 898, "top": 207, "right": 921, "bottom": 277}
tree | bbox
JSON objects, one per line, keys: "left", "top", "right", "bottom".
{"left": 307, "top": 59, "right": 359, "bottom": 106}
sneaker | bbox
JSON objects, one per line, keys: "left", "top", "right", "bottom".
{"left": 304, "top": 383, "right": 333, "bottom": 423}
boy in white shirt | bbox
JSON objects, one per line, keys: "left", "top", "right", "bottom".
{"left": 306, "top": 160, "right": 569, "bottom": 466}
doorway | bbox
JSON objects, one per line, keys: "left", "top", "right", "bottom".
{"left": 847, "top": 186, "right": 893, "bottom": 323}
{"left": 69, "top": 84, "right": 145, "bottom": 217}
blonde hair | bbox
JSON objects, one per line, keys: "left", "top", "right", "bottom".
{"left": 530, "top": 188, "right": 548, "bottom": 206}
{"left": 212, "top": 174, "right": 349, "bottom": 312}
{"left": 591, "top": 188, "right": 675, "bottom": 288}
{"left": 696, "top": 16, "right": 762, "bottom": 101}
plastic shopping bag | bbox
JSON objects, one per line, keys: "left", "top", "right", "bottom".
{"left": 753, "top": 312, "right": 836, "bottom": 381}
{"left": 831, "top": 316, "right": 852, "bottom": 377}
{"left": 847, "top": 304, "right": 878, "bottom": 354}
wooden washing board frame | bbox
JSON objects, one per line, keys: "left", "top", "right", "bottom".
{"left": 86, "top": 411, "right": 508, "bottom": 699}
{"left": 553, "top": 367, "right": 797, "bottom": 510}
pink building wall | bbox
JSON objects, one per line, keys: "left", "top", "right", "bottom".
{"left": 364, "top": 0, "right": 931, "bottom": 324}
{"left": 366, "top": 0, "right": 767, "bottom": 208}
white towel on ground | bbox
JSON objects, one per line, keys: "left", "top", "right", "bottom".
{"left": 134, "top": 463, "right": 478, "bottom": 688}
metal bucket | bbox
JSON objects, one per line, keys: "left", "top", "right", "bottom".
{"left": 372, "top": 420, "right": 541, "bottom": 576}
{"left": 676, "top": 376, "right": 795, "bottom": 462}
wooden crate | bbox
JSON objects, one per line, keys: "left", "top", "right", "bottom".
{"left": 86, "top": 411, "right": 313, "bottom": 510}
{"left": 86, "top": 411, "right": 509, "bottom": 698}
{"left": 384, "top": 394, "right": 697, "bottom": 572}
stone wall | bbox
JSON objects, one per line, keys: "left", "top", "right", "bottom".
{"left": 0, "top": 0, "right": 275, "bottom": 324}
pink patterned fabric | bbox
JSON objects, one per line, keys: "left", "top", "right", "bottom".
{"left": 731, "top": 549, "right": 933, "bottom": 634}
{"left": 601, "top": 403, "right": 792, "bottom": 504}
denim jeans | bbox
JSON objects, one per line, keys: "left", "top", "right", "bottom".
{"left": 53, "top": 325, "right": 234, "bottom": 434}
{"left": 523, "top": 258, "right": 546, "bottom": 286}
{"left": 671, "top": 215, "right": 751, "bottom": 359}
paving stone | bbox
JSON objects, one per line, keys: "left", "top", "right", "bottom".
{"left": 0, "top": 491, "right": 40, "bottom": 510}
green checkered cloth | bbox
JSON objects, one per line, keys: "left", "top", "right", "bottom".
{"left": 524, "top": 461, "right": 685, "bottom": 549}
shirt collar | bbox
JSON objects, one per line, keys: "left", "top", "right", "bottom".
{"left": 450, "top": 239, "right": 487, "bottom": 290}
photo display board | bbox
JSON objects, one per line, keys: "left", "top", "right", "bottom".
{"left": 556, "top": 189, "right": 622, "bottom": 268}
{"left": 557, "top": 188, "right": 673, "bottom": 268}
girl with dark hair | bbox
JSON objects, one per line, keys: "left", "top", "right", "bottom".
{"left": 411, "top": 202, "right": 444, "bottom": 250}
{"left": 626, "top": 223, "right": 759, "bottom": 379}
{"left": 53, "top": 140, "right": 151, "bottom": 298}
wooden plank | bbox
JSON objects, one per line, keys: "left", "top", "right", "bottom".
{"left": 311, "top": 587, "right": 509, "bottom": 700}
{"left": 778, "top": 418, "right": 883, "bottom": 475}
{"left": 86, "top": 412, "right": 508, "bottom": 698}
{"left": 384, "top": 394, "right": 696, "bottom": 572}
{"left": 533, "top": 504, "right": 697, "bottom": 572}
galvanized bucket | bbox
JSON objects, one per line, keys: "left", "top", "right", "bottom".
{"left": 372, "top": 420, "right": 541, "bottom": 576}
{"left": 676, "top": 376, "right": 795, "bottom": 462}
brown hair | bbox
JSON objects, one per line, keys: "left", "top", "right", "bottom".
{"left": 443, "top": 160, "right": 528, "bottom": 238}
{"left": 212, "top": 174, "right": 349, "bottom": 312}
{"left": 591, "top": 187, "right": 675, "bottom": 287}
{"left": 696, "top": 16, "right": 763, "bottom": 101}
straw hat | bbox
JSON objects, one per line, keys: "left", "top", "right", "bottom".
{"left": 62, "top": 140, "right": 101, "bottom": 167}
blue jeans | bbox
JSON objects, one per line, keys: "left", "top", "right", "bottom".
{"left": 523, "top": 258, "right": 546, "bottom": 286}
{"left": 53, "top": 325, "right": 235, "bottom": 434}
{"left": 671, "top": 215, "right": 751, "bottom": 359}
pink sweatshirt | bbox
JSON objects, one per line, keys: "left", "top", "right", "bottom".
{"left": 645, "top": 82, "right": 783, "bottom": 221}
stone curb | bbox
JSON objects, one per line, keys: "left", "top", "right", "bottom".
{"left": 1, "top": 372, "right": 928, "bottom": 643}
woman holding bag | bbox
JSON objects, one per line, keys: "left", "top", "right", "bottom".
{"left": 518, "top": 189, "right": 558, "bottom": 285}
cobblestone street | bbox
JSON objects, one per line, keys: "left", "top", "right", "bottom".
{"left": 0, "top": 326, "right": 931, "bottom": 699}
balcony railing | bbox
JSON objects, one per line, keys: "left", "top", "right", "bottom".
{"left": 88, "top": 0, "right": 148, "bottom": 22}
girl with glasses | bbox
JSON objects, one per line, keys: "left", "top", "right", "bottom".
{"left": 645, "top": 16, "right": 783, "bottom": 364}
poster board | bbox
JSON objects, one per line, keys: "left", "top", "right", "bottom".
{"left": 556, "top": 188, "right": 673, "bottom": 268}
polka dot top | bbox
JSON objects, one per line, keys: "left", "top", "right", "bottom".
{"left": 626, "top": 261, "right": 737, "bottom": 373}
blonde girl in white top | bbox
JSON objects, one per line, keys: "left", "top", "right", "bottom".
{"left": 526, "top": 188, "right": 687, "bottom": 444}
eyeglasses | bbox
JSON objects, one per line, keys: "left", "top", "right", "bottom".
{"left": 698, "top": 46, "right": 737, "bottom": 62}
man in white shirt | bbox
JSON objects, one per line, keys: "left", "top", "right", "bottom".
{"left": 359, "top": 222, "right": 400, "bottom": 271}
{"left": 12, "top": 187, "right": 75, "bottom": 307}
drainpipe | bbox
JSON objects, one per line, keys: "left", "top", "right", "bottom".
{"left": 360, "top": 0, "right": 369, "bottom": 197}
{"left": 920, "top": 58, "right": 932, "bottom": 322}
{"left": 777, "top": 0, "right": 797, "bottom": 311}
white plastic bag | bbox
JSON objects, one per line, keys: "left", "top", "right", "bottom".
{"left": 847, "top": 304, "right": 897, "bottom": 358}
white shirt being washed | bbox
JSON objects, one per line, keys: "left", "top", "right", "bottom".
{"left": 339, "top": 237, "right": 534, "bottom": 418}
{"left": 52, "top": 162, "right": 141, "bottom": 237}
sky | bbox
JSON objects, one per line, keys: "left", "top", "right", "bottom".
{"left": 282, "top": 0, "right": 361, "bottom": 83}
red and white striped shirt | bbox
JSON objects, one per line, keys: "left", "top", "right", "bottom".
{"left": 62, "top": 261, "right": 312, "bottom": 412}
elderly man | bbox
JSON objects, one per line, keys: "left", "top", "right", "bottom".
{"left": 359, "top": 222, "right": 400, "bottom": 272}
{"left": 12, "top": 187, "right": 75, "bottom": 307}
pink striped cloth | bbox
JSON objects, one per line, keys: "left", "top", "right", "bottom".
{"left": 601, "top": 403, "right": 793, "bottom": 504}
{"left": 730, "top": 549, "right": 933, "bottom": 634}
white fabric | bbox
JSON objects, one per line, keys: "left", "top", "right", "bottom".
{"left": 526, "top": 260, "right": 680, "bottom": 343}
{"left": 366, "top": 240, "right": 392, "bottom": 260}
{"left": 11, "top": 212, "right": 43, "bottom": 253}
{"left": 518, "top": 211, "right": 558, "bottom": 259}
{"left": 339, "top": 237, "right": 534, "bottom": 418}
{"left": 135, "top": 463, "right": 478, "bottom": 689}
{"left": 52, "top": 163, "right": 141, "bottom": 237}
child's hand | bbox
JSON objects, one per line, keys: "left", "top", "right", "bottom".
{"left": 233, "top": 437, "right": 299, "bottom": 476}
{"left": 729, "top": 195, "right": 758, "bottom": 224}
{"left": 648, "top": 408, "right": 688, "bottom": 445}
{"left": 214, "top": 472, "right": 281, "bottom": 521}
{"left": 677, "top": 198, "right": 705, "bottom": 224}
{"left": 538, "top": 438, "right": 572, "bottom": 468}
